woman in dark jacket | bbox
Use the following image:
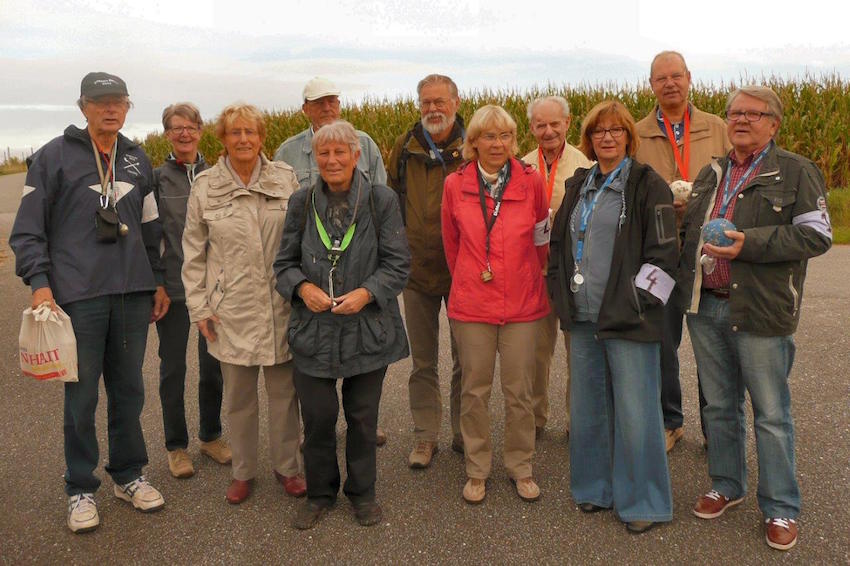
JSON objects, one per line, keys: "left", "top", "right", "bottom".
{"left": 274, "top": 120, "right": 410, "bottom": 530}
{"left": 547, "top": 100, "right": 678, "bottom": 533}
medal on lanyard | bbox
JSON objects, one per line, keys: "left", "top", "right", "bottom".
{"left": 477, "top": 165, "right": 511, "bottom": 283}
{"left": 570, "top": 159, "right": 628, "bottom": 292}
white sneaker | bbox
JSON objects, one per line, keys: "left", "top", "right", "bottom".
{"left": 113, "top": 476, "right": 165, "bottom": 512}
{"left": 67, "top": 493, "right": 99, "bottom": 533}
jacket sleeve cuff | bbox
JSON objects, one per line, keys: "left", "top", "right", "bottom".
{"left": 29, "top": 273, "right": 50, "bottom": 291}
{"left": 635, "top": 263, "right": 675, "bottom": 305}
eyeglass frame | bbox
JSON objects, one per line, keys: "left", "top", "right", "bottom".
{"left": 590, "top": 126, "right": 627, "bottom": 140}
{"left": 725, "top": 110, "right": 775, "bottom": 122}
{"left": 168, "top": 125, "right": 201, "bottom": 135}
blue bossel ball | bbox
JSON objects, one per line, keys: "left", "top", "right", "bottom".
{"left": 702, "top": 218, "right": 737, "bottom": 247}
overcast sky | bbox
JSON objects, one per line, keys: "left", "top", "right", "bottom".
{"left": 2, "top": 0, "right": 849, "bottom": 156}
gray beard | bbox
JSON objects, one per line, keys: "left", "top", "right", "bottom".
{"left": 420, "top": 113, "right": 455, "bottom": 137}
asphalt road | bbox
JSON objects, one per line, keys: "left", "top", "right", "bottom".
{"left": 0, "top": 171, "right": 847, "bottom": 564}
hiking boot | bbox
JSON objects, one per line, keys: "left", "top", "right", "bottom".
{"left": 114, "top": 476, "right": 165, "bottom": 512}
{"left": 167, "top": 448, "right": 194, "bottom": 479}
{"left": 693, "top": 489, "right": 744, "bottom": 519}
{"left": 200, "top": 438, "right": 232, "bottom": 465}
{"left": 67, "top": 493, "right": 99, "bottom": 533}
{"left": 408, "top": 441, "right": 437, "bottom": 469}
{"left": 765, "top": 517, "right": 798, "bottom": 550}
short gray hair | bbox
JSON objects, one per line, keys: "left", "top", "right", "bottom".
{"left": 312, "top": 120, "right": 360, "bottom": 155}
{"left": 416, "top": 74, "right": 459, "bottom": 99}
{"left": 527, "top": 95, "right": 570, "bottom": 122}
{"left": 650, "top": 50, "right": 689, "bottom": 77}
{"left": 162, "top": 102, "right": 203, "bottom": 130}
{"left": 726, "top": 86, "right": 784, "bottom": 123}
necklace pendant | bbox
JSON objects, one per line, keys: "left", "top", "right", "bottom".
{"left": 481, "top": 270, "right": 493, "bottom": 283}
{"left": 118, "top": 223, "right": 129, "bottom": 237}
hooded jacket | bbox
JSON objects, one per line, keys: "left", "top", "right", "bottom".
{"left": 153, "top": 153, "right": 208, "bottom": 301}
{"left": 10, "top": 125, "right": 162, "bottom": 305}
{"left": 274, "top": 170, "right": 410, "bottom": 379}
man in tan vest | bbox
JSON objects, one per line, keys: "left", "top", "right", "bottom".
{"left": 635, "top": 51, "right": 731, "bottom": 452}
{"left": 521, "top": 95, "right": 593, "bottom": 439}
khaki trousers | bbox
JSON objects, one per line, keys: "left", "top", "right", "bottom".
{"left": 533, "top": 309, "right": 571, "bottom": 430}
{"left": 451, "top": 320, "right": 537, "bottom": 480}
{"left": 221, "top": 361, "right": 302, "bottom": 481}
{"left": 404, "top": 288, "right": 461, "bottom": 442}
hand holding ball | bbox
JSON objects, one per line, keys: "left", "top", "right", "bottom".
{"left": 702, "top": 218, "right": 737, "bottom": 247}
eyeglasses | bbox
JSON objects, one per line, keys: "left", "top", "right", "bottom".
{"left": 480, "top": 132, "right": 513, "bottom": 143}
{"left": 168, "top": 126, "right": 200, "bottom": 135}
{"left": 590, "top": 127, "right": 627, "bottom": 140}
{"left": 419, "top": 98, "right": 451, "bottom": 110}
{"left": 227, "top": 128, "right": 258, "bottom": 138}
{"left": 725, "top": 110, "right": 775, "bottom": 122}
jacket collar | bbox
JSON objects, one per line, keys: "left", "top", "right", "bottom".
{"left": 459, "top": 157, "right": 529, "bottom": 200}
{"left": 637, "top": 103, "right": 714, "bottom": 138}
{"left": 206, "top": 153, "right": 289, "bottom": 198}
{"left": 63, "top": 124, "right": 137, "bottom": 153}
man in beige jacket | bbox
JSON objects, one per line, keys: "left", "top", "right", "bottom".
{"left": 635, "top": 51, "right": 731, "bottom": 452}
{"left": 521, "top": 95, "right": 593, "bottom": 439}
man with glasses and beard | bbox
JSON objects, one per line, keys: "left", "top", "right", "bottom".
{"left": 387, "top": 74, "right": 466, "bottom": 469}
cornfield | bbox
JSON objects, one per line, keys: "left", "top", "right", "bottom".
{"left": 142, "top": 74, "right": 850, "bottom": 191}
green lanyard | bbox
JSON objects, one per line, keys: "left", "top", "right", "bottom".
{"left": 313, "top": 185, "right": 359, "bottom": 267}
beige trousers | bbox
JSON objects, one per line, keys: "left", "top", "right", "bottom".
{"left": 533, "top": 309, "right": 571, "bottom": 430}
{"left": 221, "top": 361, "right": 302, "bottom": 481}
{"left": 451, "top": 320, "right": 537, "bottom": 480}
{"left": 404, "top": 288, "right": 462, "bottom": 442}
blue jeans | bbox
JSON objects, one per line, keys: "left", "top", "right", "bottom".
{"left": 687, "top": 293, "right": 800, "bottom": 518}
{"left": 569, "top": 322, "right": 672, "bottom": 522}
{"left": 62, "top": 293, "right": 152, "bottom": 496}
{"left": 156, "top": 301, "right": 223, "bottom": 450}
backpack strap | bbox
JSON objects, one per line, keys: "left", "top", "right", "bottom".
{"left": 395, "top": 129, "right": 415, "bottom": 225}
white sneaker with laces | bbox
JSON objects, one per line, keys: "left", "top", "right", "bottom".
{"left": 113, "top": 476, "right": 165, "bottom": 512}
{"left": 67, "top": 493, "right": 99, "bottom": 533}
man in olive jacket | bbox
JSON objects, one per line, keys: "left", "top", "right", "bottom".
{"left": 680, "top": 86, "right": 831, "bottom": 552}
{"left": 387, "top": 74, "right": 465, "bottom": 469}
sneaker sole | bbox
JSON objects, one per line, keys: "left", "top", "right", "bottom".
{"left": 68, "top": 519, "right": 99, "bottom": 534}
{"left": 692, "top": 497, "right": 744, "bottom": 519}
{"left": 170, "top": 467, "right": 195, "bottom": 479}
{"left": 113, "top": 487, "right": 165, "bottom": 513}
{"left": 766, "top": 533, "right": 798, "bottom": 551}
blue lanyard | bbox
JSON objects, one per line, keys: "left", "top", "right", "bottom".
{"left": 718, "top": 144, "right": 771, "bottom": 216}
{"left": 421, "top": 128, "right": 446, "bottom": 171}
{"left": 574, "top": 158, "right": 628, "bottom": 265}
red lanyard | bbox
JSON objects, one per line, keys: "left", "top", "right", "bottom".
{"left": 537, "top": 144, "right": 563, "bottom": 205}
{"left": 661, "top": 109, "right": 690, "bottom": 181}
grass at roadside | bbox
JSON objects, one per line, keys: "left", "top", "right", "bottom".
{"left": 0, "top": 157, "right": 27, "bottom": 176}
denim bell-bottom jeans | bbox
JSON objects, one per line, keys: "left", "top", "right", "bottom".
{"left": 569, "top": 321, "right": 673, "bottom": 523}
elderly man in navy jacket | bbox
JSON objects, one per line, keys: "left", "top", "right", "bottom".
{"left": 11, "top": 72, "right": 169, "bottom": 534}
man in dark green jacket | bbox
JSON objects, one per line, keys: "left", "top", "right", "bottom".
{"left": 387, "top": 74, "right": 465, "bottom": 469}
{"left": 680, "top": 86, "right": 832, "bottom": 552}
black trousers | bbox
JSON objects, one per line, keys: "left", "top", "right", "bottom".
{"left": 661, "top": 300, "right": 707, "bottom": 437}
{"left": 155, "top": 301, "right": 223, "bottom": 450}
{"left": 294, "top": 366, "right": 386, "bottom": 505}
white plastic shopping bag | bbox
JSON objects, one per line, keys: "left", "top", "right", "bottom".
{"left": 19, "top": 303, "right": 79, "bottom": 382}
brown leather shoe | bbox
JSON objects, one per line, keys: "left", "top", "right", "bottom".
{"left": 225, "top": 479, "right": 252, "bottom": 504}
{"left": 665, "top": 427, "right": 684, "bottom": 452}
{"left": 626, "top": 520, "right": 655, "bottom": 534}
{"left": 408, "top": 441, "right": 437, "bottom": 469}
{"left": 274, "top": 471, "right": 307, "bottom": 497}
{"left": 765, "top": 517, "right": 798, "bottom": 550}
{"left": 693, "top": 489, "right": 744, "bottom": 519}
{"left": 462, "top": 478, "right": 486, "bottom": 504}
{"left": 200, "top": 438, "right": 232, "bottom": 465}
{"left": 167, "top": 449, "right": 194, "bottom": 479}
{"left": 376, "top": 428, "right": 387, "bottom": 447}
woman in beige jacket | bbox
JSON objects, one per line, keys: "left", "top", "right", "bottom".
{"left": 181, "top": 103, "right": 304, "bottom": 504}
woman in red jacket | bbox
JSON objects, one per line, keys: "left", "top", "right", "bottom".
{"left": 441, "top": 104, "right": 550, "bottom": 504}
